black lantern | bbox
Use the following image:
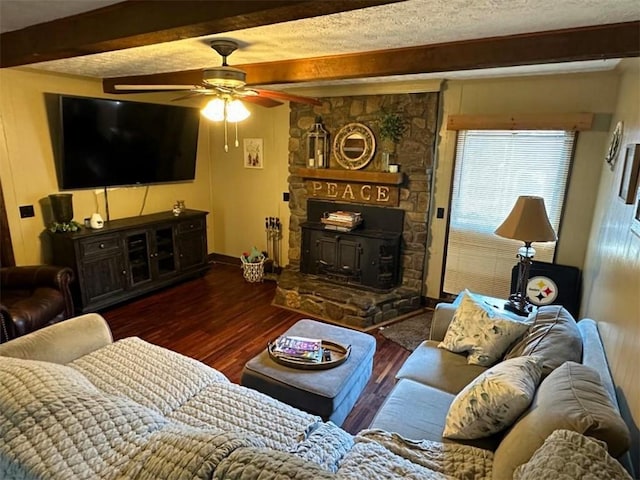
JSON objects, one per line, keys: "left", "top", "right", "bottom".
{"left": 306, "top": 116, "right": 329, "bottom": 168}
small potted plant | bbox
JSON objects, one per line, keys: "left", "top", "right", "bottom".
{"left": 379, "top": 110, "right": 407, "bottom": 154}
{"left": 379, "top": 111, "right": 406, "bottom": 171}
{"left": 49, "top": 220, "right": 83, "bottom": 233}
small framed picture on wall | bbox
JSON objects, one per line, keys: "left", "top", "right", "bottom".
{"left": 618, "top": 143, "right": 640, "bottom": 204}
{"left": 243, "top": 138, "right": 263, "bottom": 169}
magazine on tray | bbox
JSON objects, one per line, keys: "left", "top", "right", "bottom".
{"left": 272, "top": 335, "right": 323, "bottom": 362}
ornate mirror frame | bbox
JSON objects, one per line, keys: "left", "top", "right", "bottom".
{"left": 333, "top": 123, "right": 376, "bottom": 170}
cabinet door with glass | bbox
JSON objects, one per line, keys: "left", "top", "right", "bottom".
{"left": 151, "top": 225, "right": 177, "bottom": 279}
{"left": 125, "top": 231, "right": 152, "bottom": 286}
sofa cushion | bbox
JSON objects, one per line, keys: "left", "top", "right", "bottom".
{"left": 504, "top": 305, "right": 582, "bottom": 376}
{"left": 369, "top": 378, "right": 454, "bottom": 443}
{"left": 438, "top": 290, "right": 530, "bottom": 366}
{"left": 396, "top": 339, "right": 488, "bottom": 395}
{"left": 492, "top": 361, "right": 632, "bottom": 479}
{"left": 513, "top": 429, "right": 632, "bottom": 480}
{"left": 369, "top": 379, "right": 502, "bottom": 451}
{"left": 443, "top": 356, "right": 543, "bottom": 440}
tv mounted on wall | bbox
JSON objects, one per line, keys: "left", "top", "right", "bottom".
{"left": 56, "top": 95, "right": 200, "bottom": 190}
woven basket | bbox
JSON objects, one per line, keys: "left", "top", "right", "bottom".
{"left": 241, "top": 259, "right": 265, "bottom": 283}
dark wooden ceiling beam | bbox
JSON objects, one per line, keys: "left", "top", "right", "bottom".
{"left": 103, "top": 21, "right": 640, "bottom": 93}
{"left": 239, "top": 21, "right": 640, "bottom": 85}
{"left": 0, "top": 0, "right": 402, "bottom": 68}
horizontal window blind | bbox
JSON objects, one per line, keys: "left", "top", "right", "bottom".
{"left": 443, "top": 130, "right": 574, "bottom": 298}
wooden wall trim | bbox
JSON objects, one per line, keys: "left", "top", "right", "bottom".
{"left": 0, "top": 179, "right": 16, "bottom": 267}
{"left": 210, "top": 252, "right": 239, "bottom": 266}
{"left": 446, "top": 113, "right": 595, "bottom": 131}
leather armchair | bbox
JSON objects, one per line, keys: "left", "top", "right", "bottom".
{"left": 0, "top": 265, "right": 74, "bottom": 342}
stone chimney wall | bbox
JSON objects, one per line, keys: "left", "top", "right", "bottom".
{"left": 287, "top": 92, "right": 439, "bottom": 292}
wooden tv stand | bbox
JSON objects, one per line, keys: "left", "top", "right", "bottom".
{"left": 48, "top": 209, "right": 209, "bottom": 313}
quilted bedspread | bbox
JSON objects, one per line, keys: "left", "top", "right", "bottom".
{"left": 0, "top": 337, "right": 495, "bottom": 479}
{"left": 513, "top": 429, "right": 632, "bottom": 480}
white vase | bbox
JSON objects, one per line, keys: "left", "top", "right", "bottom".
{"left": 90, "top": 213, "right": 104, "bottom": 229}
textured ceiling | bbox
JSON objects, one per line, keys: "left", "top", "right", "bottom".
{"left": 4, "top": 0, "right": 640, "bottom": 83}
{"left": 0, "top": 0, "right": 121, "bottom": 33}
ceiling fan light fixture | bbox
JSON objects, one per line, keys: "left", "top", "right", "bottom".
{"left": 201, "top": 98, "right": 226, "bottom": 121}
{"left": 226, "top": 99, "right": 250, "bottom": 122}
{"left": 203, "top": 67, "right": 246, "bottom": 89}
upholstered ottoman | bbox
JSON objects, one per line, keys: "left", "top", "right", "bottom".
{"left": 240, "top": 319, "right": 376, "bottom": 426}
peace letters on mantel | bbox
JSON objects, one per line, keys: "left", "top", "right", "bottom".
{"left": 295, "top": 167, "right": 403, "bottom": 206}
{"left": 306, "top": 180, "right": 399, "bottom": 206}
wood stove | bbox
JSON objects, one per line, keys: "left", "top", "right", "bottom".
{"left": 300, "top": 199, "right": 404, "bottom": 290}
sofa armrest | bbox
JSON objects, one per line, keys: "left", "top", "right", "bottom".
{"left": 429, "top": 303, "right": 457, "bottom": 341}
{"left": 1, "top": 265, "right": 73, "bottom": 290}
{"left": 0, "top": 313, "right": 113, "bottom": 364}
{"left": 1, "top": 265, "right": 75, "bottom": 318}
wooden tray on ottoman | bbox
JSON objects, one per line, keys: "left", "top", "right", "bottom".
{"left": 267, "top": 339, "right": 351, "bottom": 370}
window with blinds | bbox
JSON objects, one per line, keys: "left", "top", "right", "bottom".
{"left": 443, "top": 130, "right": 575, "bottom": 298}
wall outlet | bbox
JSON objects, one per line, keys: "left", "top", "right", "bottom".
{"left": 19, "top": 205, "right": 35, "bottom": 218}
{"left": 283, "top": 192, "right": 290, "bottom": 202}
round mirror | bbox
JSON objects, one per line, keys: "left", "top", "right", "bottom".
{"left": 343, "top": 134, "right": 366, "bottom": 160}
{"left": 333, "top": 123, "right": 376, "bottom": 170}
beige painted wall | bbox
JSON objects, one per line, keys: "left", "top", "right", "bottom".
{"left": 427, "top": 71, "right": 621, "bottom": 299}
{"left": 581, "top": 59, "right": 640, "bottom": 471}
{"left": 0, "top": 69, "right": 214, "bottom": 265}
{"left": 0, "top": 68, "right": 293, "bottom": 268}
{"left": 208, "top": 103, "right": 290, "bottom": 263}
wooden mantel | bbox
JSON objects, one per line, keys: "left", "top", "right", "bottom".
{"left": 293, "top": 168, "right": 404, "bottom": 185}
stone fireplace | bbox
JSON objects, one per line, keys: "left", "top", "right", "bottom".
{"left": 301, "top": 199, "right": 404, "bottom": 291}
{"left": 273, "top": 92, "right": 439, "bottom": 330}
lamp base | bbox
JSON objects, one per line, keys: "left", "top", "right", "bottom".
{"left": 504, "top": 294, "right": 534, "bottom": 317}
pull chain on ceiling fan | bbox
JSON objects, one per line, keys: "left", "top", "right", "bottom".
{"left": 107, "top": 39, "right": 322, "bottom": 152}
{"left": 200, "top": 40, "right": 252, "bottom": 152}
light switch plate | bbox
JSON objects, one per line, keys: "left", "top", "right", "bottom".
{"left": 19, "top": 205, "right": 35, "bottom": 218}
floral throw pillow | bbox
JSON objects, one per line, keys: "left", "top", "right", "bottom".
{"left": 443, "top": 356, "right": 543, "bottom": 440}
{"left": 438, "top": 290, "right": 530, "bottom": 366}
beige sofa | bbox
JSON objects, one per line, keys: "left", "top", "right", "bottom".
{"left": 370, "top": 302, "right": 634, "bottom": 478}
{"left": 0, "top": 310, "right": 633, "bottom": 479}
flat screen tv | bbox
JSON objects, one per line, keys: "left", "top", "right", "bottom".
{"left": 57, "top": 95, "right": 200, "bottom": 189}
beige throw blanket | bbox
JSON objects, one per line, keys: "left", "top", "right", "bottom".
{"left": 8, "top": 336, "right": 605, "bottom": 480}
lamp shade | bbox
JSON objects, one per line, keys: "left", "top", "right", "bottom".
{"left": 226, "top": 99, "right": 250, "bottom": 122}
{"left": 201, "top": 98, "right": 226, "bottom": 121}
{"left": 495, "top": 195, "right": 557, "bottom": 243}
{"left": 200, "top": 97, "right": 250, "bottom": 123}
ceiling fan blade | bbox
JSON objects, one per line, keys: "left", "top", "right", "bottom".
{"left": 103, "top": 70, "right": 205, "bottom": 94}
{"left": 108, "top": 84, "right": 199, "bottom": 94}
{"left": 243, "top": 96, "right": 283, "bottom": 108}
{"left": 172, "top": 91, "right": 207, "bottom": 102}
{"left": 253, "top": 89, "right": 321, "bottom": 106}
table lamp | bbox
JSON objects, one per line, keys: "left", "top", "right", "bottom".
{"left": 495, "top": 195, "right": 557, "bottom": 315}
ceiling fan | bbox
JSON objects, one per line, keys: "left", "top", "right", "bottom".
{"left": 108, "top": 39, "right": 321, "bottom": 151}
{"left": 108, "top": 39, "right": 321, "bottom": 109}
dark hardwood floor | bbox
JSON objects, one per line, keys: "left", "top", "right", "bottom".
{"left": 101, "top": 262, "right": 411, "bottom": 434}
